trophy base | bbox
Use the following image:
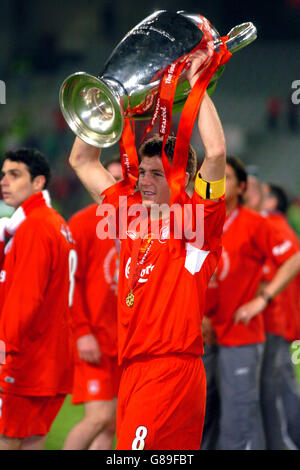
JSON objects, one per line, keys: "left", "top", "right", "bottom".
{"left": 59, "top": 72, "right": 124, "bottom": 148}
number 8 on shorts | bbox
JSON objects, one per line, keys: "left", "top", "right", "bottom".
{"left": 131, "top": 426, "right": 148, "bottom": 450}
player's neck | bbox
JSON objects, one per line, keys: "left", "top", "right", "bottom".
{"left": 149, "top": 203, "right": 170, "bottom": 221}
{"left": 225, "top": 197, "right": 239, "bottom": 215}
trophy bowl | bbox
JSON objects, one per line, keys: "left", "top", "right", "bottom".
{"left": 59, "top": 11, "right": 257, "bottom": 148}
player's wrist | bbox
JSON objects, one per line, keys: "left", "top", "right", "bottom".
{"left": 259, "top": 289, "right": 273, "bottom": 306}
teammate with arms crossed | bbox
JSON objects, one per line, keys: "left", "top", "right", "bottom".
{"left": 201, "top": 157, "right": 300, "bottom": 450}
{"left": 0, "top": 148, "right": 75, "bottom": 450}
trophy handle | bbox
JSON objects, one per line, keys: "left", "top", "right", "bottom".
{"left": 218, "top": 22, "right": 257, "bottom": 53}
{"left": 178, "top": 13, "right": 257, "bottom": 53}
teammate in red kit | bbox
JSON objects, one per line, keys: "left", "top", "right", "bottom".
{"left": 67, "top": 48, "right": 228, "bottom": 450}
{"left": 63, "top": 158, "right": 122, "bottom": 450}
{"left": 261, "top": 182, "right": 300, "bottom": 449}
{"left": 0, "top": 148, "right": 75, "bottom": 450}
{"left": 201, "top": 157, "right": 300, "bottom": 450}
{"left": 243, "top": 172, "right": 299, "bottom": 449}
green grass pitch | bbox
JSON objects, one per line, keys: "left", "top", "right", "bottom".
{"left": 45, "top": 395, "right": 84, "bottom": 450}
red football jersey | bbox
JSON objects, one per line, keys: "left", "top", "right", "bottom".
{"left": 208, "top": 207, "right": 299, "bottom": 346}
{"left": 114, "top": 192, "right": 225, "bottom": 366}
{"left": 68, "top": 204, "right": 118, "bottom": 356}
{"left": 263, "top": 212, "right": 300, "bottom": 342}
{"left": 0, "top": 192, "right": 74, "bottom": 396}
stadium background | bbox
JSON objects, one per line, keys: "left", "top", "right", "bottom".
{"left": 0, "top": 0, "right": 299, "bottom": 449}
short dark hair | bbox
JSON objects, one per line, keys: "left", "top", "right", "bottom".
{"left": 2, "top": 148, "right": 51, "bottom": 188}
{"left": 267, "top": 183, "right": 289, "bottom": 214}
{"left": 138, "top": 134, "right": 197, "bottom": 181}
{"left": 226, "top": 155, "right": 248, "bottom": 204}
{"left": 226, "top": 155, "right": 248, "bottom": 185}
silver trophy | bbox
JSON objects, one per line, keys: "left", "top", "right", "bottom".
{"left": 59, "top": 10, "right": 257, "bottom": 148}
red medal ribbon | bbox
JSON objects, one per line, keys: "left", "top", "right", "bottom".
{"left": 127, "top": 232, "right": 153, "bottom": 295}
{"left": 102, "top": 14, "right": 232, "bottom": 257}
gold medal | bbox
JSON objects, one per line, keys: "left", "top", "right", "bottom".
{"left": 126, "top": 291, "right": 135, "bottom": 307}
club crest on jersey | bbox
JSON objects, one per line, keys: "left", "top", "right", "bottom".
{"left": 125, "top": 258, "right": 155, "bottom": 283}
{"left": 159, "top": 225, "right": 169, "bottom": 244}
{"left": 87, "top": 380, "right": 100, "bottom": 395}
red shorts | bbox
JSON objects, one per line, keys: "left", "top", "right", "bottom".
{"left": 71, "top": 354, "right": 121, "bottom": 404}
{"left": 0, "top": 392, "right": 66, "bottom": 439}
{"left": 116, "top": 354, "right": 206, "bottom": 450}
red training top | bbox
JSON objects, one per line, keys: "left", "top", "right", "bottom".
{"left": 0, "top": 192, "right": 74, "bottom": 396}
{"left": 114, "top": 191, "right": 225, "bottom": 366}
{"left": 68, "top": 204, "right": 118, "bottom": 357}
{"left": 263, "top": 212, "right": 300, "bottom": 342}
{"left": 206, "top": 206, "right": 299, "bottom": 347}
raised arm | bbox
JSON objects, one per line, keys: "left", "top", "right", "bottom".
{"left": 186, "top": 48, "right": 226, "bottom": 182}
{"left": 69, "top": 137, "right": 116, "bottom": 204}
{"left": 196, "top": 92, "right": 226, "bottom": 182}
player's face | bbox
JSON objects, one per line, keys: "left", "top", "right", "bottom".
{"left": 225, "top": 164, "right": 245, "bottom": 205}
{"left": 138, "top": 156, "right": 171, "bottom": 207}
{"left": 244, "top": 175, "right": 263, "bottom": 212}
{"left": 260, "top": 183, "right": 277, "bottom": 213}
{"left": 0, "top": 160, "right": 37, "bottom": 209}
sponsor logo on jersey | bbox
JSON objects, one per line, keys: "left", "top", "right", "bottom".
{"left": 272, "top": 240, "right": 292, "bottom": 256}
{"left": 125, "top": 258, "right": 155, "bottom": 283}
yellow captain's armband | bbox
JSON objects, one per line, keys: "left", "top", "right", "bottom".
{"left": 194, "top": 172, "right": 225, "bottom": 200}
